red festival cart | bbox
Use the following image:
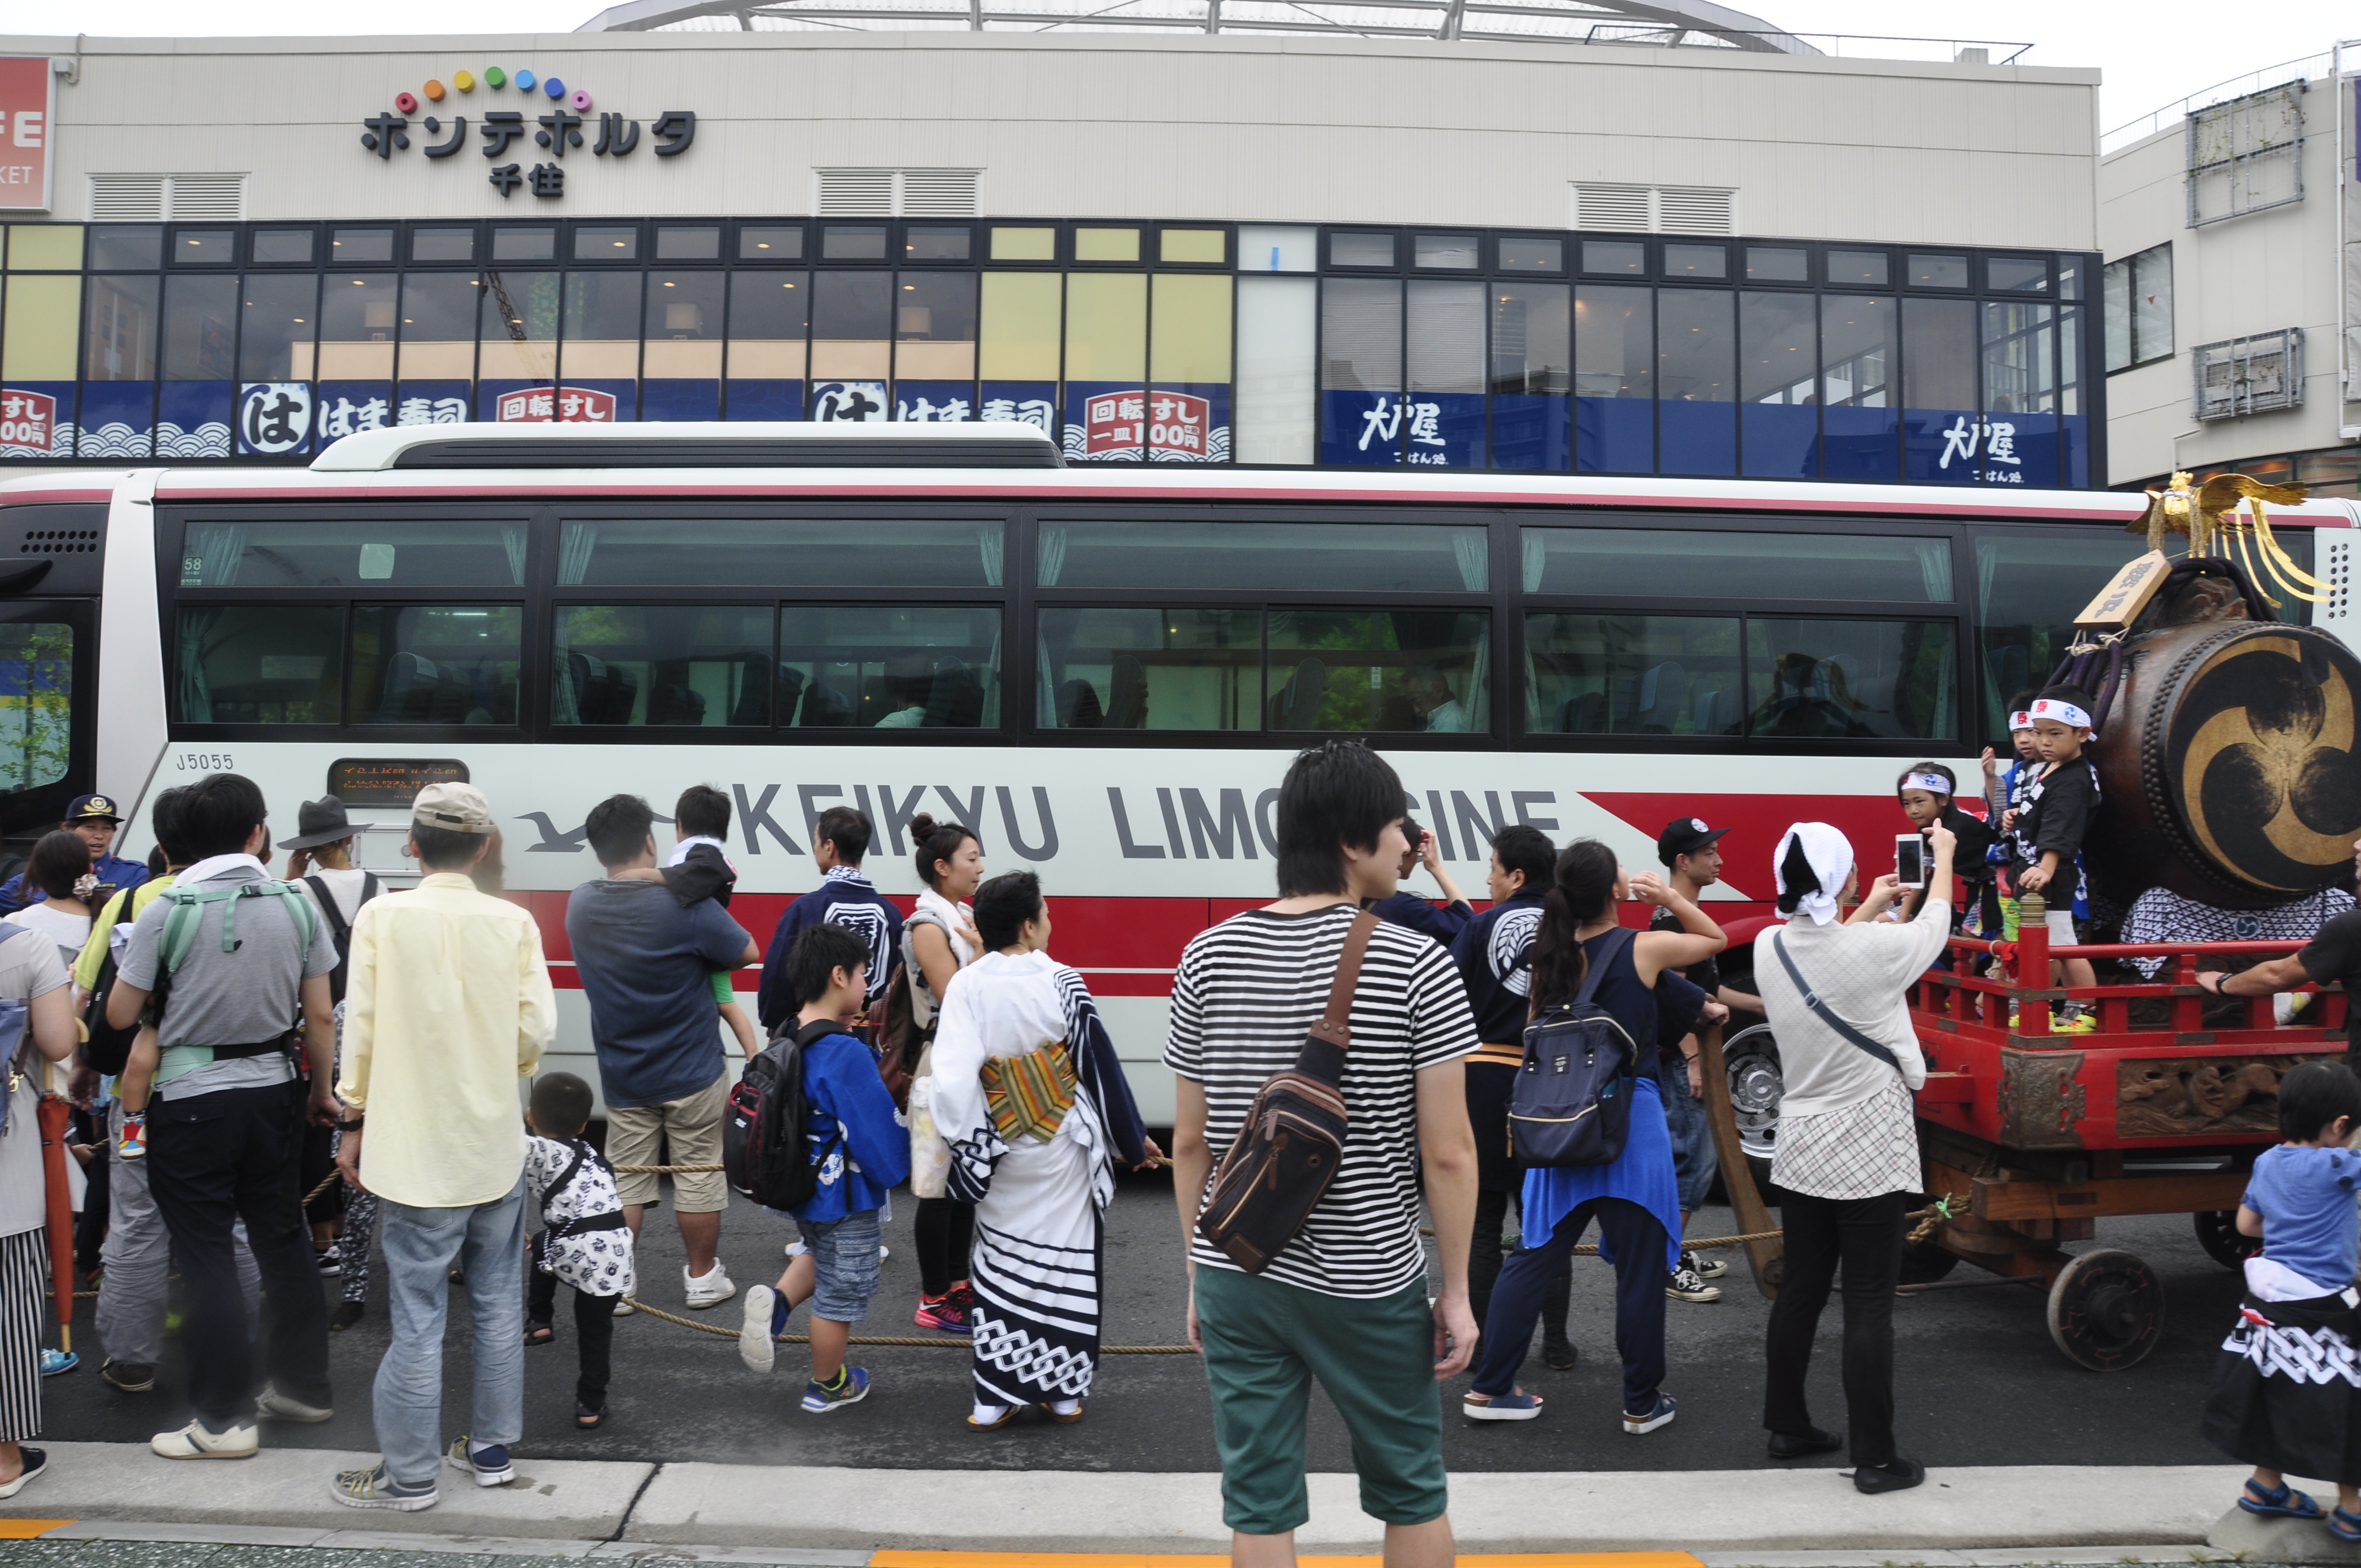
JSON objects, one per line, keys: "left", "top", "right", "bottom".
{"left": 1902, "top": 903, "right": 2349, "bottom": 1370}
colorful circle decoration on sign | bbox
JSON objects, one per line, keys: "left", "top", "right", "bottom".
{"left": 485, "top": 66, "right": 507, "bottom": 88}
{"left": 423, "top": 79, "right": 445, "bottom": 101}
{"left": 395, "top": 90, "right": 419, "bottom": 113}
{"left": 454, "top": 69, "right": 475, "bottom": 91}
{"left": 543, "top": 76, "right": 565, "bottom": 99}
{"left": 515, "top": 69, "right": 536, "bottom": 90}
{"left": 569, "top": 88, "right": 593, "bottom": 111}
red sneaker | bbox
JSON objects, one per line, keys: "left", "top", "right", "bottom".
{"left": 914, "top": 1291, "right": 972, "bottom": 1335}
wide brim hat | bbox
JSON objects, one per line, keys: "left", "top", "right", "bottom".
{"left": 278, "top": 796, "right": 359, "bottom": 850}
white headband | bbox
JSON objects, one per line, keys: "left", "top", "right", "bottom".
{"left": 2029, "top": 698, "right": 2093, "bottom": 731}
{"left": 2009, "top": 710, "right": 2031, "bottom": 731}
{"left": 1902, "top": 772, "right": 1953, "bottom": 796}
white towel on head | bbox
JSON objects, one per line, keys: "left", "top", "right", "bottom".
{"left": 1775, "top": 821, "right": 1855, "bottom": 928}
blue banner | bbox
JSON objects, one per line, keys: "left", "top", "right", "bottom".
{"left": 1740, "top": 404, "right": 1816, "bottom": 479}
{"left": 1820, "top": 406, "right": 1898, "bottom": 482}
{"left": 1658, "top": 400, "right": 1736, "bottom": 476}
{"left": 726, "top": 379, "right": 804, "bottom": 421}
{"left": 1146, "top": 384, "right": 1230, "bottom": 463}
{"left": 76, "top": 382, "right": 154, "bottom": 459}
{"left": 1575, "top": 397, "right": 1651, "bottom": 473}
{"left": 315, "top": 383, "right": 395, "bottom": 445}
{"left": 1320, "top": 390, "right": 1406, "bottom": 467}
{"left": 643, "top": 380, "right": 722, "bottom": 422}
{"left": 978, "top": 382, "right": 1057, "bottom": 441}
{"left": 1902, "top": 408, "right": 1984, "bottom": 484}
{"left": 2061, "top": 413, "right": 2089, "bottom": 489}
{"left": 1405, "top": 391, "right": 1484, "bottom": 469}
{"left": 1979, "top": 410, "right": 2057, "bottom": 487}
{"left": 1064, "top": 382, "right": 1144, "bottom": 462}
{"left": 895, "top": 382, "right": 978, "bottom": 422}
{"left": 1490, "top": 394, "right": 1570, "bottom": 472}
{"left": 157, "top": 382, "right": 233, "bottom": 458}
{"left": 237, "top": 383, "right": 314, "bottom": 456}
{"left": 393, "top": 382, "right": 472, "bottom": 427}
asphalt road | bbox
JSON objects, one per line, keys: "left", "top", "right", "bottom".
{"left": 35, "top": 1170, "right": 2248, "bottom": 1475}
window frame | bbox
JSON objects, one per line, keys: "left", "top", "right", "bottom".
{"left": 2103, "top": 242, "right": 2174, "bottom": 373}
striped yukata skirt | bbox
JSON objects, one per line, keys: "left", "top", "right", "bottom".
{"left": 0, "top": 1227, "right": 47, "bottom": 1442}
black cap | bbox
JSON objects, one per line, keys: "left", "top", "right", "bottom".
{"left": 64, "top": 793, "right": 121, "bottom": 824}
{"left": 278, "top": 796, "right": 357, "bottom": 851}
{"left": 1657, "top": 816, "right": 1730, "bottom": 865}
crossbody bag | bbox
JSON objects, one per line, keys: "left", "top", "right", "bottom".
{"left": 1768, "top": 929, "right": 1902, "bottom": 1073}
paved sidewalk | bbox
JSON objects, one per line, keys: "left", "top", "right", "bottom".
{"left": 0, "top": 1444, "right": 2255, "bottom": 1554}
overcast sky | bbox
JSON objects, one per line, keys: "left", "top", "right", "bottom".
{"left": 4, "top": 0, "right": 2350, "bottom": 137}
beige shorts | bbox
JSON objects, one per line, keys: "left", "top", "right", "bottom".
{"left": 2046, "top": 908, "right": 2079, "bottom": 945}
{"left": 606, "top": 1072, "right": 731, "bottom": 1213}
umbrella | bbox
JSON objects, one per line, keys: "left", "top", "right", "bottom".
{"left": 35, "top": 1093, "right": 73, "bottom": 1353}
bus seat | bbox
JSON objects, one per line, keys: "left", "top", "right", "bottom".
{"left": 588, "top": 661, "right": 639, "bottom": 725}
{"left": 1056, "top": 678, "right": 1103, "bottom": 728}
{"left": 1105, "top": 654, "right": 1148, "bottom": 729}
{"left": 730, "top": 656, "right": 778, "bottom": 726}
{"left": 1561, "top": 690, "right": 1607, "bottom": 732}
{"left": 646, "top": 682, "right": 708, "bottom": 726}
{"left": 1634, "top": 661, "right": 1687, "bottom": 734}
{"left": 1692, "top": 687, "right": 1739, "bottom": 735}
{"left": 377, "top": 651, "right": 440, "bottom": 723}
{"left": 923, "top": 658, "right": 986, "bottom": 728}
{"left": 798, "top": 682, "right": 855, "bottom": 727}
{"left": 1269, "top": 657, "right": 1327, "bottom": 729}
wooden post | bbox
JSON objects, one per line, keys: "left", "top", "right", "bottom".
{"left": 1697, "top": 1019, "right": 1782, "bottom": 1298}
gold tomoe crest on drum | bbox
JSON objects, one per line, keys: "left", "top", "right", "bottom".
{"left": 2165, "top": 629, "right": 2361, "bottom": 894}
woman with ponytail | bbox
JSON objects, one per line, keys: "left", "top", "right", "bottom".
{"left": 901, "top": 813, "right": 986, "bottom": 1335}
{"left": 1463, "top": 840, "right": 1723, "bottom": 1434}
{"left": 1753, "top": 819, "right": 1953, "bottom": 1495}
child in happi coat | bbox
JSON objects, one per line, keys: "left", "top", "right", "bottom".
{"left": 523, "top": 1072, "right": 635, "bottom": 1430}
{"left": 2202, "top": 1061, "right": 2361, "bottom": 1538}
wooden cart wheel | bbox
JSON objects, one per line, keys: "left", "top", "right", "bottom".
{"left": 2193, "top": 1210, "right": 2261, "bottom": 1272}
{"left": 2046, "top": 1249, "right": 2164, "bottom": 1371}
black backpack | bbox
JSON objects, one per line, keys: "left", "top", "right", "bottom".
{"left": 723, "top": 1019, "right": 842, "bottom": 1212}
{"left": 1506, "top": 927, "right": 1639, "bottom": 1168}
{"left": 304, "top": 872, "right": 381, "bottom": 1006}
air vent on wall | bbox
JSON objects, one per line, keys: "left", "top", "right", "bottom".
{"left": 1569, "top": 181, "right": 1736, "bottom": 235}
{"left": 815, "top": 167, "right": 981, "bottom": 218}
{"left": 88, "top": 173, "right": 247, "bottom": 222}
{"left": 19, "top": 527, "right": 97, "bottom": 556}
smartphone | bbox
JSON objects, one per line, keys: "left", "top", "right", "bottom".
{"left": 1895, "top": 834, "right": 1927, "bottom": 889}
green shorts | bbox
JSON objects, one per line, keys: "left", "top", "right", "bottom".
{"left": 1193, "top": 1265, "right": 1447, "bottom": 1536}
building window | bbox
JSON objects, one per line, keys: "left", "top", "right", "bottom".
{"left": 2103, "top": 243, "right": 2172, "bottom": 372}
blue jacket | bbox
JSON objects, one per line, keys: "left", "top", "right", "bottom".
{"left": 1370, "top": 892, "right": 1474, "bottom": 946}
{"left": 792, "top": 1029, "right": 912, "bottom": 1223}
{"left": 758, "top": 869, "right": 904, "bottom": 1031}
{"left": 0, "top": 851, "right": 149, "bottom": 917}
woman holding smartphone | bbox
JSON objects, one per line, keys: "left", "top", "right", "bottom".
{"left": 1752, "top": 819, "right": 1955, "bottom": 1496}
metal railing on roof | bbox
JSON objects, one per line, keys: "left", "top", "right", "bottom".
{"left": 2103, "top": 49, "right": 2341, "bottom": 155}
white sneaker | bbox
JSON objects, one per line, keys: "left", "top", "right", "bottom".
{"left": 152, "top": 1417, "right": 259, "bottom": 1460}
{"left": 256, "top": 1382, "right": 334, "bottom": 1423}
{"left": 684, "top": 1260, "right": 736, "bottom": 1310}
{"left": 739, "top": 1284, "right": 777, "bottom": 1373}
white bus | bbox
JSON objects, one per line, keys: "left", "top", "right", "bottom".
{"left": 12, "top": 422, "right": 2357, "bottom": 1129}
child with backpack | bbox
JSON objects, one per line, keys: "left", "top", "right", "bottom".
{"left": 734, "top": 924, "right": 910, "bottom": 1413}
{"left": 522, "top": 1072, "right": 634, "bottom": 1431}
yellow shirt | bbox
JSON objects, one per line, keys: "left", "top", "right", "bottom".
{"left": 74, "top": 874, "right": 176, "bottom": 992}
{"left": 338, "top": 872, "right": 556, "bottom": 1208}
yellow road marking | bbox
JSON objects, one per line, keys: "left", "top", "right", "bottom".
{"left": 873, "top": 1554, "right": 1704, "bottom": 1568}
{"left": 0, "top": 1521, "right": 74, "bottom": 1539}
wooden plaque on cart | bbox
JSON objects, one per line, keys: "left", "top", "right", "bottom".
{"left": 2074, "top": 550, "right": 2170, "bottom": 630}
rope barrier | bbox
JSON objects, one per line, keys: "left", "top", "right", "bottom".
{"left": 616, "top": 1293, "right": 1200, "bottom": 1353}
{"left": 610, "top": 1163, "right": 725, "bottom": 1175}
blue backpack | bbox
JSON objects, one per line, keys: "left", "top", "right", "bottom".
{"left": 1506, "top": 927, "right": 1638, "bottom": 1169}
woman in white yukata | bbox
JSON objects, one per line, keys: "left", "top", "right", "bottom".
{"left": 929, "top": 870, "right": 1156, "bottom": 1431}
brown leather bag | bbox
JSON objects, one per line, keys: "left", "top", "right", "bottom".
{"left": 874, "top": 963, "right": 921, "bottom": 1110}
{"left": 1194, "top": 910, "right": 1378, "bottom": 1274}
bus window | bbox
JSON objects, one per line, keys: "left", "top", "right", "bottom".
{"left": 1040, "top": 520, "right": 1486, "bottom": 592}
{"left": 1037, "top": 608, "right": 1260, "bottom": 731}
{"left": 174, "top": 606, "right": 343, "bottom": 724}
{"left": 553, "top": 605, "right": 775, "bottom": 726}
{"left": 178, "top": 520, "right": 526, "bottom": 587}
{"left": 555, "top": 518, "right": 1004, "bottom": 586}
{"left": 1971, "top": 531, "right": 2156, "bottom": 739}
{"left": 779, "top": 605, "right": 1001, "bottom": 729}
{"left": 349, "top": 605, "right": 521, "bottom": 726}
{"left": 1521, "top": 525, "right": 1952, "bottom": 603}
{"left": 1745, "top": 618, "right": 1956, "bottom": 742}
{"left": 1267, "top": 610, "right": 1487, "bottom": 733}
{"left": 0, "top": 621, "right": 73, "bottom": 792}
{"left": 1525, "top": 612, "right": 1742, "bottom": 736}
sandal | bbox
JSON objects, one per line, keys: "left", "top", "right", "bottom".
{"left": 965, "top": 1405, "right": 1018, "bottom": 1432}
{"left": 2333, "top": 1508, "right": 2361, "bottom": 1542}
{"left": 2240, "top": 1478, "right": 2324, "bottom": 1520}
{"left": 1040, "top": 1400, "right": 1084, "bottom": 1425}
{"left": 575, "top": 1403, "right": 606, "bottom": 1430}
{"left": 524, "top": 1322, "right": 555, "bottom": 1348}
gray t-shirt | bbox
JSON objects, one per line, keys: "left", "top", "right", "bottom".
{"left": 119, "top": 863, "right": 339, "bottom": 1101}
{"left": 0, "top": 925, "right": 71, "bottom": 1237}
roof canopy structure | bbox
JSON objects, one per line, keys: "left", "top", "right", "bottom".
{"left": 575, "top": 0, "right": 1821, "bottom": 53}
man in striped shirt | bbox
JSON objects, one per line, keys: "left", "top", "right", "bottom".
{"left": 1166, "top": 741, "right": 1479, "bottom": 1568}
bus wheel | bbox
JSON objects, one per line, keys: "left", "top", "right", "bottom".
{"left": 1722, "top": 1023, "right": 1783, "bottom": 1196}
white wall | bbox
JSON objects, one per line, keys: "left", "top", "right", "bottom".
{"left": 17, "top": 30, "right": 2098, "bottom": 245}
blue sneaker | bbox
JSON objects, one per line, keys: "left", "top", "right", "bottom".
{"left": 1623, "top": 1392, "right": 1677, "bottom": 1435}
{"left": 1461, "top": 1387, "right": 1542, "bottom": 1422}
{"left": 801, "top": 1365, "right": 871, "bottom": 1414}
{"left": 38, "top": 1349, "right": 77, "bottom": 1378}
{"left": 445, "top": 1435, "right": 514, "bottom": 1487}
{"left": 330, "top": 1464, "right": 438, "bottom": 1511}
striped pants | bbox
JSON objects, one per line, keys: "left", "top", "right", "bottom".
{"left": 0, "top": 1228, "right": 46, "bottom": 1443}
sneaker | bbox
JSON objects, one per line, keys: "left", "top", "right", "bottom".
{"left": 257, "top": 1382, "right": 334, "bottom": 1423}
{"left": 151, "top": 1417, "right": 259, "bottom": 1460}
{"left": 315, "top": 1249, "right": 342, "bottom": 1278}
{"left": 329, "top": 1302, "right": 365, "bottom": 1332}
{"left": 100, "top": 1357, "right": 155, "bottom": 1393}
{"left": 802, "top": 1364, "right": 871, "bottom": 1414}
{"left": 2053, "top": 1006, "right": 2099, "bottom": 1035}
{"left": 0, "top": 1447, "right": 44, "bottom": 1500}
{"left": 612, "top": 1299, "right": 634, "bottom": 1316}
{"left": 330, "top": 1463, "right": 438, "bottom": 1511}
{"left": 117, "top": 1111, "right": 148, "bottom": 1161}
{"left": 1623, "top": 1393, "right": 1678, "bottom": 1435}
{"left": 1542, "top": 1340, "right": 1579, "bottom": 1371}
{"left": 38, "top": 1349, "right": 76, "bottom": 1377}
{"left": 684, "top": 1261, "right": 736, "bottom": 1310}
{"left": 445, "top": 1435, "right": 514, "bottom": 1487}
{"left": 739, "top": 1284, "right": 777, "bottom": 1374}
{"left": 1462, "top": 1389, "right": 1543, "bottom": 1422}
{"left": 1666, "top": 1265, "right": 1723, "bottom": 1304}
{"left": 1683, "top": 1248, "right": 1728, "bottom": 1280}
{"left": 915, "top": 1292, "right": 972, "bottom": 1335}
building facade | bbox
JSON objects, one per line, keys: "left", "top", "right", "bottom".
{"left": 2101, "top": 56, "right": 2361, "bottom": 496}
{"left": 8, "top": 26, "right": 2103, "bottom": 481}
